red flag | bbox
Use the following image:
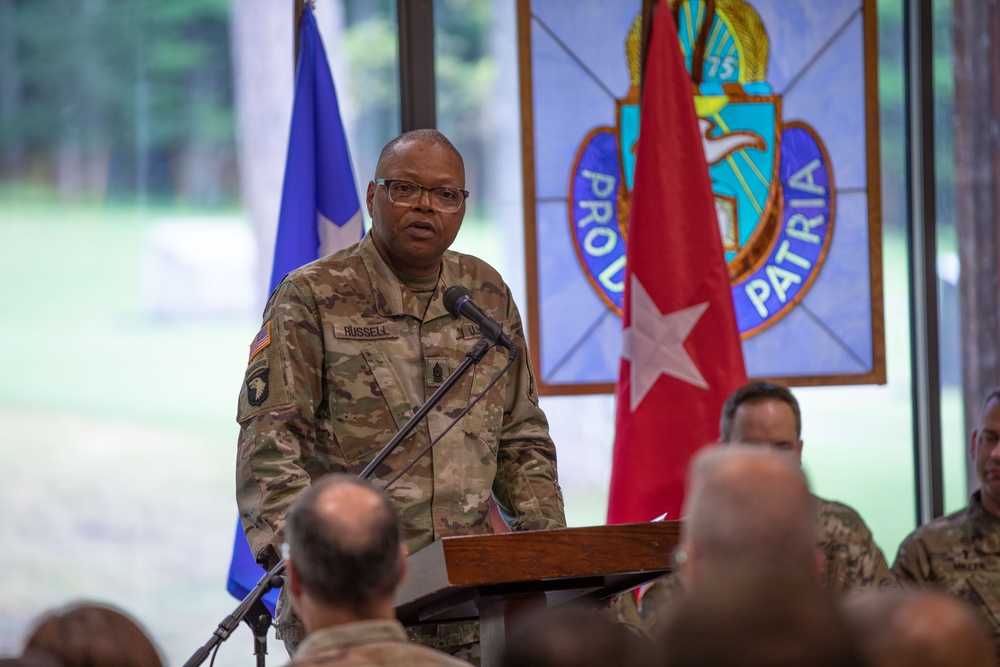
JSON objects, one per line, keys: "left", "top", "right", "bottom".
{"left": 606, "top": 3, "right": 748, "bottom": 525}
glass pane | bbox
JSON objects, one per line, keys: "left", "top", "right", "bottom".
{"left": 431, "top": 0, "right": 619, "bottom": 527}
{"left": 0, "top": 2, "right": 402, "bottom": 664}
{"left": 782, "top": 0, "right": 914, "bottom": 562}
{"left": 342, "top": 0, "right": 401, "bottom": 192}
{"left": 0, "top": 2, "right": 262, "bottom": 664}
{"left": 931, "top": 0, "right": 970, "bottom": 516}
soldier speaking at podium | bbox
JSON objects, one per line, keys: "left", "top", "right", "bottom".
{"left": 236, "top": 129, "right": 565, "bottom": 663}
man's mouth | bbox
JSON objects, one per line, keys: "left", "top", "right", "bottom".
{"left": 406, "top": 221, "right": 436, "bottom": 238}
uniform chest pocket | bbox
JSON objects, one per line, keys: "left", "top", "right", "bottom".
{"left": 326, "top": 347, "right": 412, "bottom": 465}
{"left": 461, "top": 349, "right": 510, "bottom": 451}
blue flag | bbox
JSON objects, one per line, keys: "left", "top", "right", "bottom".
{"left": 226, "top": 4, "right": 362, "bottom": 612}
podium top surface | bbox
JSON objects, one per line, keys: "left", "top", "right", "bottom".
{"left": 395, "top": 521, "right": 680, "bottom": 624}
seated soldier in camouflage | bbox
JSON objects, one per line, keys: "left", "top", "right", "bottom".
{"left": 639, "top": 381, "right": 894, "bottom": 631}
{"left": 893, "top": 388, "right": 1000, "bottom": 661}
{"left": 236, "top": 129, "right": 565, "bottom": 664}
{"left": 283, "top": 475, "right": 471, "bottom": 667}
{"left": 653, "top": 445, "right": 874, "bottom": 667}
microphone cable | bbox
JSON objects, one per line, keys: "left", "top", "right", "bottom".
{"left": 378, "top": 351, "right": 515, "bottom": 493}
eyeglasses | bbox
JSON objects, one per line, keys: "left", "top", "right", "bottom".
{"left": 374, "top": 178, "right": 469, "bottom": 213}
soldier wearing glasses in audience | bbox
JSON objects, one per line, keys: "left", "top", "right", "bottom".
{"left": 236, "top": 129, "right": 565, "bottom": 664}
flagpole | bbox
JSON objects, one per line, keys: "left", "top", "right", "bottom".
{"left": 294, "top": 1, "right": 314, "bottom": 68}
{"left": 638, "top": 0, "right": 655, "bottom": 104}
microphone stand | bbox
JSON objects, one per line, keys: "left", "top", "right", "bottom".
{"left": 184, "top": 561, "right": 285, "bottom": 667}
{"left": 183, "top": 336, "right": 498, "bottom": 667}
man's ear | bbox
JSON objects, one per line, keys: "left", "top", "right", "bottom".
{"left": 286, "top": 558, "right": 302, "bottom": 598}
{"left": 366, "top": 181, "right": 376, "bottom": 218}
{"left": 678, "top": 542, "right": 696, "bottom": 589}
{"left": 971, "top": 429, "right": 980, "bottom": 462}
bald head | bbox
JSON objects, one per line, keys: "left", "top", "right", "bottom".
{"left": 374, "top": 128, "right": 463, "bottom": 176}
{"left": 284, "top": 475, "right": 402, "bottom": 616}
{"left": 843, "top": 591, "right": 995, "bottom": 667}
{"left": 682, "top": 445, "right": 818, "bottom": 579}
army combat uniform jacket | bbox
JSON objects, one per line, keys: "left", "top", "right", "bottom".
{"left": 237, "top": 234, "right": 565, "bottom": 645}
{"left": 816, "top": 496, "right": 895, "bottom": 594}
{"left": 638, "top": 493, "right": 894, "bottom": 632}
{"left": 893, "top": 491, "right": 1000, "bottom": 658}
{"left": 286, "top": 619, "right": 471, "bottom": 667}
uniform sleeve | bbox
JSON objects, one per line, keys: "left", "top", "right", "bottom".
{"left": 236, "top": 279, "right": 326, "bottom": 566}
{"left": 638, "top": 573, "right": 685, "bottom": 634}
{"left": 819, "top": 502, "right": 896, "bottom": 594}
{"left": 892, "top": 533, "right": 935, "bottom": 586}
{"left": 491, "top": 292, "right": 566, "bottom": 531}
{"left": 858, "top": 535, "right": 897, "bottom": 592}
{"left": 845, "top": 517, "right": 896, "bottom": 591}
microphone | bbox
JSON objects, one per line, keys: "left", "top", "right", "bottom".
{"left": 443, "top": 286, "right": 516, "bottom": 356}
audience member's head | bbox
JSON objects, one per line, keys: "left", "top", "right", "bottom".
{"left": 679, "top": 445, "right": 820, "bottom": 585}
{"left": 283, "top": 474, "right": 405, "bottom": 633}
{"left": 22, "top": 602, "right": 163, "bottom": 667}
{"left": 719, "top": 381, "right": 803, "bottom": 459}
{"left": 971, "top": 387, "right": 1000, "bottom": 516}
{"left": 842, "top": 590, "right": 994, "bottom": 667}
{"left": 660, "top": 566, "right": 866, "bottom": 667}
{"left": 501, "top": 604, "right": 657, "bottom": 667}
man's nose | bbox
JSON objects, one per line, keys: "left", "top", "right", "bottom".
{"left": 412, "top": 186, "right": 435, "bottom": 209}
{"left": 991, "top": 441, "right": 1000, "bottom": 459}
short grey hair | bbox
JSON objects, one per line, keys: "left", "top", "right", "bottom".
{"left": 683, "top": 445, "right": 817, "bottom": 571}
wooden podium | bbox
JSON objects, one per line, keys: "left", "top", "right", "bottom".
{"left": 394, "top": 522, "right": 680, "bottom": 666}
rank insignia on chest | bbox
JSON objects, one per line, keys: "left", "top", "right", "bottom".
{"left": 246, "top": 367, "right": 269, "bottom": 406}
{"left": 426, "top": 357, "right": 450, "bottom": 387}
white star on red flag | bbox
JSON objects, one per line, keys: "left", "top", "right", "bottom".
{"left": 622, "top": 275, "right": 709, "bottom": 411}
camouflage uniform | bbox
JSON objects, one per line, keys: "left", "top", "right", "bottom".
{"left": 893, "top": 491, "right": 1000, "bottom": 660}
{"left": 286, "top": 619, "right": 471, "bottom": 666}
{"left": 236, "top": 234, "right": 565, "bottom": 652}
{"left": 816, "top": 496, "right": 895, "bottom": 594}
{"left": 638, "top": 493, "right": 894, "bottom": 632}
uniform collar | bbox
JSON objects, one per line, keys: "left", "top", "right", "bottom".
{"left": 969, "top": 491, "right": 1000, "bottom": 553}
{"left": 294, "top": 618, "right": 409, "bottom": 659}
{"left": 359, "top": 232, "right": 454, "bottom": 323}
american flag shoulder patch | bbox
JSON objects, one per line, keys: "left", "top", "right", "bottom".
{"left": 248, "top": 322, "right": 271, "bottom": 362}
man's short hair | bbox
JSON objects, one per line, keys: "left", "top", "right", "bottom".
{"left": 23, "top": 602, "right": 163, "bottom": 667}
{"left": 979, "top": 388, "right": 1000, "bottom": 421}
{"left": 842, "top": 590, "right": 995, "bottom": 667}
{"left": 501, "top": 605, "right": 656, "bottom": 667}
{"left": 684, "top": 445, "right": 817, "bottom": 570}
{"left": 375, "top": 129, "right": 464, "bottom": 176}
{"left": 661, "top": 566, "right": 866, "bottom": 667}
{"left": 284, "top": 475, "right": 402, "bottom": 614}
{"left": 720, "top": 381, "right": 802, "bottom": 441}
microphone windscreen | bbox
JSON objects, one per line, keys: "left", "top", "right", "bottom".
{"left": 443, "top": 285, "right": 471, "bottom": 316}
